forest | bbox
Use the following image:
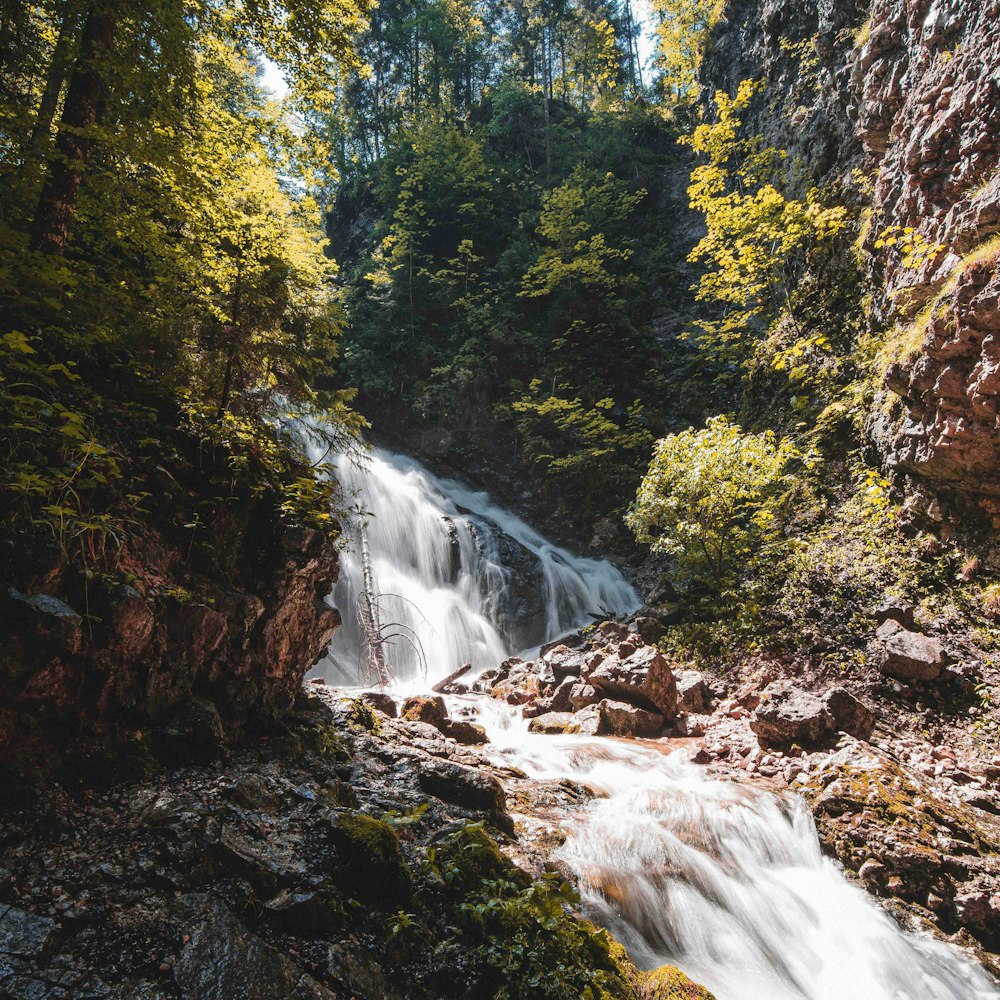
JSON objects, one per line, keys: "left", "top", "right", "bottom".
{"left": 1, "top": 0, "right": 999, "bottom": 997}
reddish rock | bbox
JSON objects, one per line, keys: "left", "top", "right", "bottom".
{"left": 750, "top": 681, "right": 835, "bottom": 749}
{"left": 587, "top": 644, "right": 678, "bottom": 718}
{"left": 598, "top": 699, "right": 664, "bottom": 738}
{"left": 676, "top": 670, "right": 709, "bottom": 714}
{"left": 822, "top": 686, "right": 876, "bottom": 741}
{"left": 875, "top": 625, "right": 949, "bottom": 681}
{"left": 400, "top": 696, "right": 448, "bottom": 726}
{"left": 528, "top": 712, "right": 576, "bottom": 735}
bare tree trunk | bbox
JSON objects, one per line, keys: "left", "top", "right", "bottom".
{"left": 30, "top": 2, "right": 115, "bottom": 255}
{"left": 26, "top": 0, "right": 80, "bottom": 165}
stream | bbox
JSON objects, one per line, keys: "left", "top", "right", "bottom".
{"left": 310, "top": 447, "right": 1000, "bottom": 1000}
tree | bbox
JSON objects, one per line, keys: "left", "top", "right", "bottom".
{"left": 651, "top": 0, "right": 724, "bottom": 100}
{"left": 626, "top": 416, "right": 797, "bottom": 589}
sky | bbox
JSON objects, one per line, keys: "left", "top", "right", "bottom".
{"left": 260, "top": 0, "right": 659, "bottom": 99}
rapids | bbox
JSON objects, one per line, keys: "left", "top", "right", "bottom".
{"left": 313, "top": 445, "right": 999, "bottom": 1000}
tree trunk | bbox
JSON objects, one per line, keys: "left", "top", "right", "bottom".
{"left": 30, "top": 2, "right": 115, "bottom": 255}
{"left": 26, "top": 0, "right": 80, "bottom": 166}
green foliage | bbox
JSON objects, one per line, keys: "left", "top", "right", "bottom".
{"left": 626, "top": 416, "right": 798, "bottom": 589}
{"left": 514, "top": 381, "right": 652, "bottom": 522}
{"left": 652, "top": 0, "right": 726, "bottom": 100}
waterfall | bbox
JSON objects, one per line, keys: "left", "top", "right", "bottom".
{"left": 309, "top": 447, "right": 640, "bottom": 685}
{"left": 470, "top": 700, "right": 1000, "bottom": 1000}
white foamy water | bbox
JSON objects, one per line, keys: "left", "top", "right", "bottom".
{"left": 468, "top": 699, "right": 1000, "bottom": 1000}
{"left": 309, "top": 447, "right": 640, "bottom": 684}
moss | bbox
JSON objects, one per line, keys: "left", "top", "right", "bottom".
{"left": 636, "top": 965, "right": 717, "bottom": 999}
{"left": 327, "top": 811, "right": 412, "bottom": 907}
{"left": 432, "top": 824, "right": 528, "bottom": 892}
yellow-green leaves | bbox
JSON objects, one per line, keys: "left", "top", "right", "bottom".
{"left": 626, "top": 416, "right": 797, "bottom": 588}
{"left": 653, "top": 0, "right": 726, "bottom": 99}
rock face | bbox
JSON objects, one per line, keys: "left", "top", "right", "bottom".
{"left": 0, "top": 524, "right": 341, "bottom": 763}
{"left": 588, "top": 644, "right": 679, "bottom": 718}
{"left": 750, "top": 681, "right": 835, "bottom": 749}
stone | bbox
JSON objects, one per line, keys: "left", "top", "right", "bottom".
{"left": 400, "top": 696, "right": 447, "bottom": 726}
{"left": 821, "top": 686, "right": 877, "bottom": 741}
{"left": 213, "top": 826, "right": 304, "bottom": 895}
{"left": 699, "top": 716, "right": 759, "bottom": 761}
{"left": 360, "top": 691, "right": 397, "bottom": 717}
{"left": 548, "top": 675, "right": 577, "bottom": 713}
{"left": 568, "top": 683, "right": 600, "bottom": 711}
{"left": 875, "top": 599, "right": 916, "bottom": 629}
{"left": 439, "top": 719, "right": 488, "bottom": 745}
{"left": 676, "top": 670, "right": 709, "bottom": 714}
{"left": 0, "top": 906, "right": 56, "bottom": 958}
{"left": 5, "top": 587, "right": 83, "bottom": 656}
{"left": 326, "top": 812, "right": 411, "bottom": 906}
{"left": 876, "top": 627, "right": 949, "bottom": 681}
{"left": 528, "top": 712, "right": 576, "bottom": 734}
{"left": 417, "top": 759, "right": 506, "bottom": 812}
{"left": 264, "top": 890, "right": 327, "bottom": 933}
{"left": 586, "top": 644, "right": 678, "bottom": 717}
{"left": 565, "top": 705, "right": 603, "bottom": 736}
{"left": 540, "top": 644, "right": 588, "bottom": 679}
{"left": 750, "top": 681, "right": 835, "bottom": 749}
{"left": 598, "top": 699, "right": 664, "bottom": 738}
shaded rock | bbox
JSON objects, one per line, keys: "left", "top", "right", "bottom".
{"left": 632, "top": 615, "right": 667, "bottom": 645}
{"left": 439, "top": 719, "right": 488, "bottom": 745}
{"left": 822, "top": 686, "right": 876, "bottom": 741}
{"left": 750, "top": 681, "right": 834, "bottom": 749}
{"left": 360, "top": 691, "right": 397, "bottom": 717}
{"left": 264, "top": 890, "right": 328, "bottom": 933}
{"left": 549, "top": 676, "right": 577, "bottom": 713}
{"left": 326, "top": 812, "right": 411, "bottom": 906}
{"left": 676, "top": 670, "right": 709, "bottom": 714}
{"left": 876, "top": 625, "right": 949, "bottom": 681}
{"left": 4, "top": 588, "right": 83, "bottom": 657}
{"left": 214, "top": 826, "right": 303, "bottom": 895}
{"left": 587, "top": 644, "right": 678, "bottom": 718}
{"left": 540, "top": 644, "right": 588, "bottom": 680}
{"left": 326, "top": 941, "right": 400, "bottom": 1000}
{"left": 528, "top": 712, "right": 576, "bottom": 734}
{"left": 598, "top": 700, "right": 664, "bottom": 738}
{"left": 0, "top": 906, "right": 56, "bottom": 958}
{"left": 400, "top": 696, "right": 447, "bottom": 726}
{"left": 173, "top": 895, "right": 335, "bottom": 1000}
{"left": 227, "top": 774, "right": 282, "bottom": 814}
{"left": 417, "top": 759, "right": 506, "bottom": 812}
{"left": 875, "top": 600, "right": 916, "bottom": 629}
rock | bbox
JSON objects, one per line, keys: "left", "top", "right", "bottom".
{"left": 439, "top": 719, "right": 488, "bottom": 745}
{"left": 214, "top": 826, "right": 304, "bottom": 895}
{"left": 227, "top": 774, "right": 282, "bottom": 814}
{"left": 598, "top": 699, "right": 664, "bottom": 738}
{"left": 858, "top": 859, "right": 887, "bottom": 889}
{"left": 528, "top": 712, "right": 576, "bottom": 734}
{"left": 671, "top": 713, "right": 710, "bottom": 738}
{"left": 400, "top": 696, "right": 447, "bottom": 726}
{"left": 548, "top": 676, "right": 577, "bottom": 713}
{"left": 0, "top": 906, "right": 56, "bottom": 958}
{"left": 566, "top": 705, "right": 603, "bottom": 736}
{"left": 637, "top": 963, "right": 717, "bottom": 999}
{"left": 587, "top": 644, "right": 678, "bottom": 717}
{"left": 750, "top": 681, "right": 835, "bottom": 749}
{"left": 173, "top": 895, "right": 336, "bottom": 1000}
{"left": 632, "top": 615, "right": 666, "bottom": 645}
{"left": 699, "top": 716, "right": 759, "bottom": 761}
{"left": 4, "top": 587, "right": 84, "bottom": 656}
{"left": 326, "top": 812, "right": 411, "bottom": 906}
{"left": 360, "top": 691, "right": 397, "bottom": 717}
{"left": 417, "top": 759, "right": 506, "bottom": 812}
{"left": 490, "top": 670, "right": 540, "bottom": 705}
{"left": 821, "top": 686, "right": 876, "bottom": 741}
{"left": 875, "top": 600, "right": 916, "bottom": 629}
{"left": 676, "top": 670, "right": 709, "bottom": 714}
{"left": 876, "top": 626, "right": 949, "bottom": 681}
{"left": 568, "top": 683, "right": 600, "bottom": 710}
{"left": 264, "top": 890, "right": 327, "bottom": 933}
{"left": 541, "top": 644, "right": 589, "bottom": 679}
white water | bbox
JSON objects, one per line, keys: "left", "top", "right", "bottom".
{"left": 470, "top": 699, "right": 1000, "bottom": 1000}
{"left": 311, "top": 442, "right": 998, "bottom": 999}
{"left": 309, "top": 447, "right": 640, "bottom": 685}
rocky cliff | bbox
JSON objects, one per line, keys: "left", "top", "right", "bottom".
{"left": 704, "top": 0, "right": 1000, "bottom": 519}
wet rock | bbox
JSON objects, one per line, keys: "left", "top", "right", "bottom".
{"left": 598, "top": 700, "right": 664, "bottom": 738}
{"left": 326, "top": 812, "right": 411, "bottom": 906}
{"left": 0, "top": 906, "right": 56, "bottom": 958}
{"left": 264, "top": 890, "right": 327, "bottom": 933}
{"left": 227, "top": 774, "right": 282, "bottom": 814}
{"left": 676, "top": 670, "right": 709, "bottom": 714}
{"left": 400, "top": 696, "right": 447, "bottom": 726}
{"left": 821, "top": 686, "right": 876, "bottom": 741}
{"left": 528, "top": 712, "right": 577, "bottom": 735}
{"left": 637, "top": 963, "right": 717, "bottom": 999}
{"left": 875, "top": 622, "right": 949, "bottom": 681}
{"left": 417, "top": 759, "right": 506, "bottom": 812}
{"left": 587, "top": 644, "right": 678, "bottom": 718}
{"left": 490, "top": 668, "right": 541, "bottom": 705}
{"left": 173, "top": 895, "right": 335, "bottom": 1000}
{"left": 548, "top": 676, "right": 577, "bottom": 713}
{"left": 566, "top": 705, "right": 603, "bottom": 736}
{"left": 439, "top": 719, "right": 488, "bottom": 745}
{"left": 214, "top": 826, "right": 304, "bottom": 895}
{"left": 750, "top": 681, "right": 835, "bottom": 749}
{"left": 326, "top": 941, "right": 400, "bottom": 1000}
{"left": 540, "top": 644, "right": 589, "bottom": 680}
{"left": 360, "top": 691, "right": 397, "bottom": 717}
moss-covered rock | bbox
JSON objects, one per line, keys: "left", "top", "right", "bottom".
{"left": 432, "top": 823, "right": 528, "bottom": 892}
{"left": 327, "top": 811, "right": 411, "bottom": 907}
{"left": 637, "top": 964, "right": 718, "bottom": 1000}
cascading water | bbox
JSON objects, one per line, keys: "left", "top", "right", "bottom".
{"left": 470, "top": 700, "right": 1000, "bottom": 1000}
{"left": 309, "top": 447, "right": 640, "bottom": 685}
{"left": 308, "top": 441, "right": 998, "bottom": 999}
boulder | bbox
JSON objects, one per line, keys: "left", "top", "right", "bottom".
{"left": 750, "top": 681, "right": 835, "bottom": 749}
{"left": 540, "top": 644, "right": 589, "bottom": 679}
{"left": 875, "top": 623, "right": 949, "bottom": 681}
{"left": 568, "top": 682, "right": 600, "bottom": 710}
{"left": 439, "top": 719, "right": 488, "bottom": 745}
{"left": 565, "top": 705, "right": 603, "bottom": 736}
{"left": 360, "top": 691, "right": 397, "bottom": 717}
{"left": 875, "top": 599, "right": 915, "bottom": 629}
{"left": 417, "top": 759, "right": 506, "bottom": 812}
{"left": 676, "top": 670, "right": 709, "bottom": 714}
{"left": 528, "top": 712, "right": 576, "bottom": 734}
{"left": 821, "top": 686, "right": 876, "bottom": 741}
{"left": 548, "top": 676, "right": 577, "bottom": 713}
{"left": 0, "top": 905, "right": 56, "bottom": 958}
{"left": 587, "top": 644, "right": 678, "bottom": 717}
{"left": 400, "top": 696, "right": 447, "bottom": 726}
{"left": 598, "top": 699, "right": 664, "bottom": 738}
